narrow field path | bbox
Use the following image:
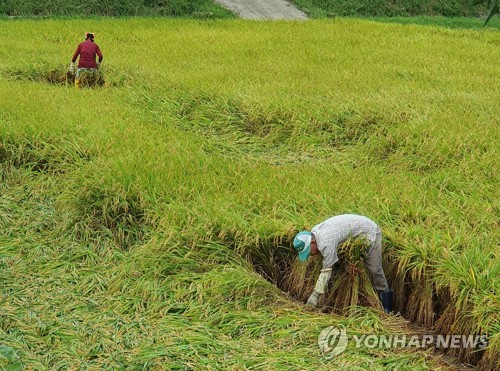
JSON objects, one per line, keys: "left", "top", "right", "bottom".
{"left": 215, "top": 0, "right": 308, "bottom": 19}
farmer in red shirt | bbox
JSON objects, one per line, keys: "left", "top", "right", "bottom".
{"left": 70, "top": 32, "right": 103, "bottom": 88}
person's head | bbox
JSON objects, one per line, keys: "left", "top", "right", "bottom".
{"left": 85, "top": 32, "right": 95, "bottom": 42}
{"left": 293, "top": 231, "right": 319, "bottom": 262}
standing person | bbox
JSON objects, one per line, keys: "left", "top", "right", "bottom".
{"left": 70, "top": 32, "right": 103, "bottom": 88}
{"left": 293, "top": 214, "right": 394, "bottom": 313}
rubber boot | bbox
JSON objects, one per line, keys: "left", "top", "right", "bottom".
{"left": 379, "top": 289, "right": 394, "bottom": 313}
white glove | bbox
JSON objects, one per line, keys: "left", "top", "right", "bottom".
{"left": 306, "top": 291, "right": 321, "bottom": 307}
{"left": 69, "top": 62, "right": 75, "bottom": 74}
{"left": 314, "top": 268, "right": 333, "bottom": 294}
{"left": 96, "top": 61, "right": 101, "bottom": 68}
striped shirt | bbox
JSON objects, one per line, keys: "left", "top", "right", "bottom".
{"left": 311, "top": 214, "right": 379, "bottom": 268}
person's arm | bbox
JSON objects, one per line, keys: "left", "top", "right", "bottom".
{"left": 70, "top": 44, "right": 80, "bottom": 73}
{"left": 71, "top": 44, "right": 81, "bottom": 63}
{"left": 306, "top": 239, "right": 339, "bottom": 307}
{"left": 314, "top": 267, "right": 333, "bottom": 294}
{"left": 96, "top": 45, "right": 103, "bottom": 63}
{"left": 306, "top": 267, "right": 332, "bottom": 306}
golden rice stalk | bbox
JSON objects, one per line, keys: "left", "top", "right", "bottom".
{"left": 76, "top": 70, "right": 106, "bottom": 88}
{"left": 284, "top": 237, "right": 383, "bottom": 313}
{"left": 324, "top": 238, "right": 382, "bottom": 313}
{"left": 282, "top": 256, "right": 322, "bottom": 302}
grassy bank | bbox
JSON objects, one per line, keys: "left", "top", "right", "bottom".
{"left": 291, "top": 0, "right": 500, "bottom": 29}
{"left": 0, "top": 0, "right": 233, "bottom": 17}
{"left": 0, "top": 18, "right": 499, "bottom": 369}
{"left": 291, "top": 0, "right": 487, "bottom": 17}
{"left": 369, "top": 15, "right": 500, "bottom": 29}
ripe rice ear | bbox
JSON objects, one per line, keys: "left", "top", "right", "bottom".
{"left": 283, "top": 256, "right": 322, "bottom": 302}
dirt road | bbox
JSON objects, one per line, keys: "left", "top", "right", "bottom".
{"left": 215, "top": 0, "right": 308, "bottom": 20}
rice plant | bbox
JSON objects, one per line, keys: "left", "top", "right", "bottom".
{"left": 0, "top": 17, "right": 498, "bottom": 369}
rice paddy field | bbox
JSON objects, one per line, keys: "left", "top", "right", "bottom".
{"left": 0, "top": 17, "right": 499, "bottom": 369}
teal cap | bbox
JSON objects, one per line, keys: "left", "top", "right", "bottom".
{"left": 293, "top": 231, "right": 312, "bottom": 262}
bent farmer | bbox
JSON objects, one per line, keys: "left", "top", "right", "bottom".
{"left": 293, "top": 214, "right": 394, "bottom": 313}
{"left": 70, "top": 32, "right": 103, "bottom": 88}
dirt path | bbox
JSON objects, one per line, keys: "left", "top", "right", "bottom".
{"left": 215, "top": 0, "right": 308, "bottom": 20}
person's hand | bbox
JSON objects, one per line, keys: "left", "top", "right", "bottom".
{"left": 96, "top": 62, "right": 101, "bottom": 68}
{"left": 306, "top": 291, "right": 321, "bottom": 307}
{"left": 69, "top": 62, "right": 75, "bottom": 74}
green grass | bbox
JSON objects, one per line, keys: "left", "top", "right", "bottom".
{"left": 291, "top": 0, "right": 487, "bottom": 17}
{"left": 370, "top": 15, "right": 500, "bottom": 29}
{"left": 291, "top": 0, "right": 500, "bottom": 29}
{"left": 0, "top": 18, "right": 499, "bottom": 369}
{"left": 0, "top": 0, "right": 234, "bottom": 18}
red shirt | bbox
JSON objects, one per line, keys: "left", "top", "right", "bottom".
{"left": 72, "top": 40, "right": 103, "bottom": 68}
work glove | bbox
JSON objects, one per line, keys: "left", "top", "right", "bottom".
{"left": 69, "top": 62, "right": 75, "bottom": 74}
{"left": 306, "top": 291, "right": 321, "bottom": 307}
{"left": 314, "top": 268, "right": 333, "bottom": 295}
{"left": 96, "top": 61, "right": 101, "bottom": 68}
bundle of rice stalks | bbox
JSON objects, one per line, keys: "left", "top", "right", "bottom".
{"left": 323, "top": 238, "right": 383, "bottom": 314}
{"left": 46, "top": 69, "right": 75, "bottom": 85}
{"left": 282, "top": 255, "right": 322, "bottom": 302}
{"left": 283, "top": 237, "right": 383, "bottom": 314}
{"left": 6, "top": 64, "right": 106, "bottom": 87}
{"left": 76, "top": 69, "right": 106, "bottom": 88}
